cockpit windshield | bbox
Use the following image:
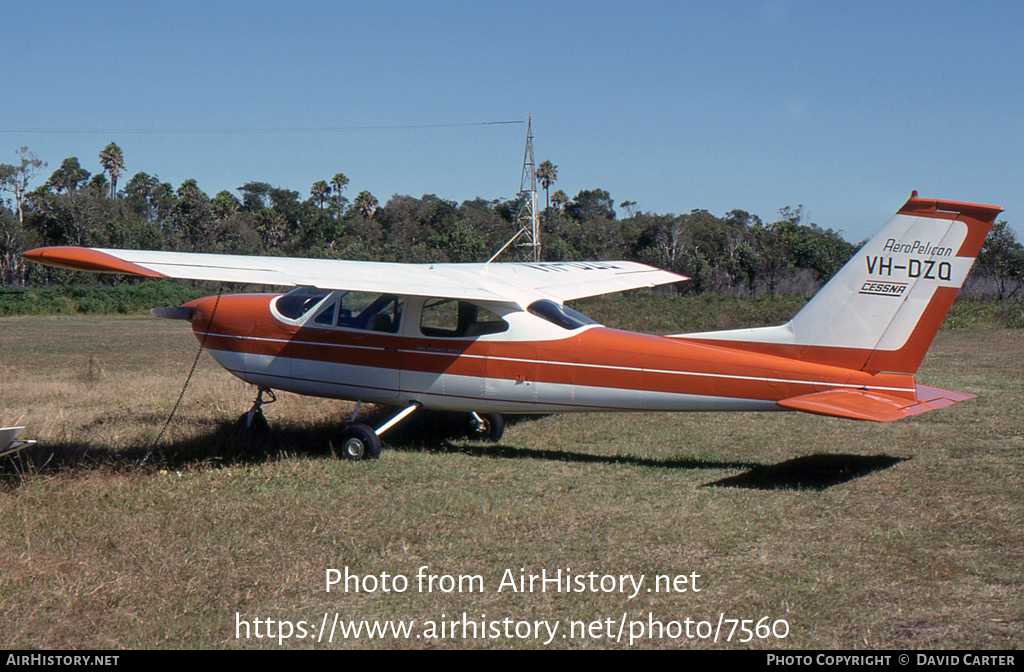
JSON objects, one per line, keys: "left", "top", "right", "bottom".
{"left": 527, "top": 300, "right": 600, "bottom": 330}
{"left": 275, "top": 287, "right": 331, "bottom": 320}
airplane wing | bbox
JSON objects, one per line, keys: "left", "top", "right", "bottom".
{"left": 464, "top": 260, "right": 687, "bottom": 302}
{"left": 22, "top": 247, "right": 686, "bottom": 305}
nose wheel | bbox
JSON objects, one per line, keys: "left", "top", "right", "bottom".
{"left": 238, "top": 387, "right": 275, "bottom": 435}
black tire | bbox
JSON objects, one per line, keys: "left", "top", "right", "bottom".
{"left": 338, "top": 424, "right": 381, "bottom": 461}
{"left": 237, "top": 409, "right": 270, "bottom": 434}
{"left": 467, "top": 412, "right": 505, "bottom": 443}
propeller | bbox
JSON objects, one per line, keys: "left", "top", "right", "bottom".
{"left": 150, "top": 306, "right": 195, "bottom": 320}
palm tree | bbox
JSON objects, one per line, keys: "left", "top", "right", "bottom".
{"left": 310, "top": 180, "right": 330, "bottom": 211}
{"left": 330, "top": 172, "right": 349, "bottom": 196}
{"left": 353, "top": 190, "right": 378, "bottom": 218}
{"left": 88, "top": 173, "right": 109, "bottom": 198}
{"left": 330, "top": 173, "right": 350, "bottom": 217}
{"left": 536, "top": 160, "right": 557, "bottom": 212}
{"left": 98, "top": 142, "right": 125, "bottom": 198}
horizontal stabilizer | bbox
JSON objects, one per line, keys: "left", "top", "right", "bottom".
{"left": 0, "top": 426, "right": 35, "bottom": 457}
{"left": 778, "top": 384, "right": 975, "bottom": 422}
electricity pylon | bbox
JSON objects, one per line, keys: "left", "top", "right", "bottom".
{"left": 488, "top": 116, "right": 540, "bottom": 263}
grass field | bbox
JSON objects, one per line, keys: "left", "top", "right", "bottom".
{"left": 0, "top": 309, "right": 1021, "bottom": 649}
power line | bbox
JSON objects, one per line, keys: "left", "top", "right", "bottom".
{"left": 0, "top": 120, "right": 524, "bottom": 136}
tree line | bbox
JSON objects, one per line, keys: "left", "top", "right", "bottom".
{"left": 1, "top": 143, "right": 1022, "bottom": 300}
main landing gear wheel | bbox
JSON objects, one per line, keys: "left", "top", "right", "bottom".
{"left": 467, "top": 412, "right": 505, "bottom": 442}
{"left": 333, "top": 402, "right": 420, "bottom": 462}
{"left": 338, "top": 423, "right": 381, "bottom": 461}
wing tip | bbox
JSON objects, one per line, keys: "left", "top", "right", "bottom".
{"left": 23, "top": 247, "right": 165, "bottom": 278}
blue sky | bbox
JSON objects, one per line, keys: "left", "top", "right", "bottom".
{"left": 3, "top": 0, "right": 1022, "bottom": 241}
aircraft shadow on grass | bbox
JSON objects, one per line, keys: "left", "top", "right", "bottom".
{"left": 704, "top": 454, "right": 909, "bottom": 491}
{"left": 421, "top": 443, "right": 907, "bottom": 490}
{"left": 0, "top": 411, "right": 907, "bottom": 491}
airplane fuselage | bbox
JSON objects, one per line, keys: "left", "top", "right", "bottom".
{"left": 186, "top": 291, "right": 917, "bottom": 416}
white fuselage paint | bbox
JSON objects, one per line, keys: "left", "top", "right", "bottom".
{"left": 207, "top": 345, "right": 782, "bottom": 413}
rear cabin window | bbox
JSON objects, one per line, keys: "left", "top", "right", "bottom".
{"left": 420, "top": 299, "right": 509, "bottom": 338}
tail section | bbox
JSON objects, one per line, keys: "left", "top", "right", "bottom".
{"left": 677, "top": 193, "right": 1001, "bottom": 374}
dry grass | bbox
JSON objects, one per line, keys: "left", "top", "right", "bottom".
{"left": 0, "top": 315, "right": 1021, "bottom": 649}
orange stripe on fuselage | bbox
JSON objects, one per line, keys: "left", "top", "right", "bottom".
{"left": 674, "top": 286, "right": 960, "bottom": 374}
{"left": 187, "top": 294, "right": 917, "bottom": 405}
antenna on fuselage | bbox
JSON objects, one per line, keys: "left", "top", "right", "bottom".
{"left": 488, "top": 115, "right": 540, "bottom": 263}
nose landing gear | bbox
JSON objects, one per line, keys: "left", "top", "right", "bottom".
{"left": 238, "top": 387, "right": 275, "bottom": 434}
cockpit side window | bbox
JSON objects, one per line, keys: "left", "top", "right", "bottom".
{"left": 314, "top": 300, "right": 336, "bottom": 326}
{"left": 336, "top": 292, "right": 403, "bottom": 333}
{"left": 420, "top": 298, "right": 509, "bottom": 338}
{"left": 527, "top": 299, "right": 599, "bottom": 330}
{"left": 275, "top": 288, "right": 402, "bottom": 333}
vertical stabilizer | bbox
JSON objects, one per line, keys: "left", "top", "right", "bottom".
{"left": 675, "top": 193, "right": 1001, "bottom": 373}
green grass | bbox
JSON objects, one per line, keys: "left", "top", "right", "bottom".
{"left": 0, "top": 312, "right": 1021, "bottom": 649}
{"left": 0, "top": 281, "right": 209, "bottom": 317}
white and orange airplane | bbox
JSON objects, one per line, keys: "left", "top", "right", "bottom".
{"left": 23, "top": 192, "right": 1000, "bottom": 460}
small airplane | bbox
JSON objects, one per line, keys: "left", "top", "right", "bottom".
{"left": 23, "top": 192, "right": 1000, "bottom": 460}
